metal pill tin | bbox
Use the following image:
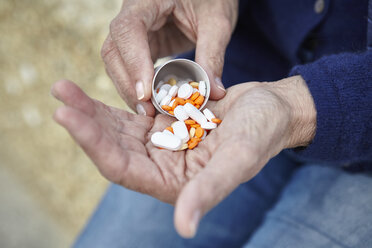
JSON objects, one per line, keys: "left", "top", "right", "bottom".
{"left": 151, "top": 59, "right": 211, "bottom": 116}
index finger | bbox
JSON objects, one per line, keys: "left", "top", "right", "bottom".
{"left": 109, "top": 0, "right": 174, "bottom": 102}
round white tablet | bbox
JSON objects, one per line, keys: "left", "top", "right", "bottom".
{"left": 160, "top": 95, "right": 172, "bottom": 106}
{"left": 177, "top": 83, "right": 193, "bottom": 99}
{"left": 198, "top": 81, "right": 207, "bottom": 96}
{"left": 160, "top": 84, "right": 172, "bottom": 92}
{"left": 168, "top": 85, "right": 179, "bottom": 98}
{"left": 174, "top": 105, "right": 189, "bottom": 121}
{"left": 155, "top": 89, "right": 168, "bottom": 103}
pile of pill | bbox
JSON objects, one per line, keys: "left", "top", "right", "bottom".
{"left": 151, "top": 78, "right": 222, "bottom": 151}
{"left": 155, "top": 77, "right": 207, "bottom": 115}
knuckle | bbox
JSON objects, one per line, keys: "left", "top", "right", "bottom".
{"left": 208, "top": 54, "right": 224, "bottom": 70}
{"left": 117, "top": 81, "right": 136, "bottom": 104}
{"left": 109, "top": 16, "right": 124, "bottom": 34}
{"left": 100, "top": 38, "right": 115, "bottom": 61}
{"left": 109, "top": 9, "right": 139, "bottom": 37}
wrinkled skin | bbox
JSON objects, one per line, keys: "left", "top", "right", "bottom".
{"left": 102, "top": 0, "right": 239, "bottom": 115}
{"left": 52, "top": 76, "right": 315, "bottom": 237}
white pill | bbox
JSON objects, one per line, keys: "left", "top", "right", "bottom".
{"left": 203, "top": 108, "right": 216, "bottom": 122}
{"left": 168, "top": 85, "right": 179, "bottom": 98}
{"left": 199, "top": 81, "right": 207, "bottom": 96}
{"left": 160, "top": 95, "right": 172, "bottom": 106}
{"left": 174, "top": 105, "right": 189, "bottom": 121}
{"left": 160, "top": 84, "right": 172, "bottom": 92}
{"left": 172, "top": 121, "right": 189, "bottom": 143}
{"left": 151, "top": 132, "right": 182, "bottom": 151}
{"left": 201, "top": 121, "right": 217, "bottom": 130}
{"left": 155, "top": 80, "right": 164, "bottom": 90}
{"left": 178, "top": 83, "right": 193, "bottom": 99}
{"left": 179, "top": 143, "right": 189, "bottom": 151}
{"left": 155, "top": 89, "right": 168, "bottom": 103}
{"left": 184, "top": 103, "right": 208, "bottom": 125}
{"left": 163, "top": 129, "right": 173, "bottom": 135}
{"left": 168, "top": 99, "right": 175, "bottom": 107}
{"left": 201, "top": 129, "right": 207, "bottom": 140}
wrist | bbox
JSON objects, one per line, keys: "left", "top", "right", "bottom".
{"left": 268, "top": 75, "right": 317, "bottom": 148}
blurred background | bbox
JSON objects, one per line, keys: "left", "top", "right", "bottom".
{"left": 0, "top": 0, "right": 128, "bottom": 247}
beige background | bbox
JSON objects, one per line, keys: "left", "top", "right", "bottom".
{"left": 0, "top": 0, "right": 127, "bottom": 247}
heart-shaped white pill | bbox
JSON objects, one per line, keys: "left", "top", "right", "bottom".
{"left": 151, "top": 132, "right": 182, "bottom": 151}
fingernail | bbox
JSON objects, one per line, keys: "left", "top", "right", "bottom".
{"left": 136, "top": 104, "right": 146, "bottom": 116}
{"left": 135, "top": 81, "right": 145, "bottom": 100}
{"left": 215, "top": 77, "right": 226, "bottom": 92}
{"left": 189, "top": 210, "right": 201, "bottom": 238}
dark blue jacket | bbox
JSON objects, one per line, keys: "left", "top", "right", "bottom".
{"left": 203, "top": 0, "right": 372, "bottom": 169}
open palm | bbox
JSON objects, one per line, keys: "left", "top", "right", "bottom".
{"left": 52, "top": 79, "right": 293, "bottom": 237}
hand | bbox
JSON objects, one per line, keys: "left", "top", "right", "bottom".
{"left": 102, "top": 0, "right": 239, "bottom": 116}
{"left": 51, "top": 76, "right": 316, "bottom": 238}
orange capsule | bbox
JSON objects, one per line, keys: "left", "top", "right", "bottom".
{"left": 172, "top": 100, "right": 179, "bottom": 110}
{"left": 184, "top": 120, "right": 196, "bottom": 125}
{"left": 195, "top": 127, "right": 204, "bottom": 138}
{"left": 194, "top": 95, "right": 204, "bottom": 105}
{"left": 187, "top": 138, "right": 200, "bottom": 149}
{"left": 211, "top": 118, "right": 222, "bottom": 124}
{"left": 175, "top": 97, "right": 186, "bottom": 105}
{"left": 165, "top": 126, "right": 173, "bottom": 133}
{"left": 190, "top": 124, "right": 201, "bottom": 128}
{"left": 195, "top": 104, "right": 201, "bottom": 109}
{"left": 161, "top": 105, "right": 172, "bottom": 111}
{"left": 186, "top": 99, "right": 195, "bottom": 105}
{"left": 168, "top": 110, "right": 174, "bottom": 115}
{"left": 190, "top": 92, "right": 200, "bottom": 101}
{"left": 188, "top": 142, "right": 198, "bottom": 150}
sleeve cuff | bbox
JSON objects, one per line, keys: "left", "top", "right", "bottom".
{"left": 287, "top": 58, "right": 344, "bottom": 162}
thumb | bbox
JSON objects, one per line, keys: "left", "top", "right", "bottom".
{"left": 174, "top": 142, "right": 255, "bottom": 238}
{"left": 195, "top": 18, "right": 232, "bottom": 100}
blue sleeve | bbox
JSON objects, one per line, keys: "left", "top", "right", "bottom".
{"left": 288, "top": 51, "right": 372, "bottom": 165}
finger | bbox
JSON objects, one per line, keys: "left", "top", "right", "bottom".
{"left": 51, "top": 79, "right": 95, "bottom": 117}
{"left": 174, "top": 141, "right": 260, "bottom": 238}
{"left": 53, "top": 106, "right": 164, "bottom": 196}
{"left": 52, "top": 79, "right": 154, "bottom": 136}
{"left": 51, "top": 79, "right": 152, "bottom": 139}
{"left": 102, "top": 36, "right": 156, "bottom": 116}
{"left": 195, "top": 17, "right": 232, "bottom": 100}
{"left": 109, "top": 1, "right": 174, "bottom": 102}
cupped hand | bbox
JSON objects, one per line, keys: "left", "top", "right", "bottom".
{"left": 102, "top": 0, "right": 239, "bottom": 115}
{"left": 51, "top": 76, "right": 316, "bottom": 238}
